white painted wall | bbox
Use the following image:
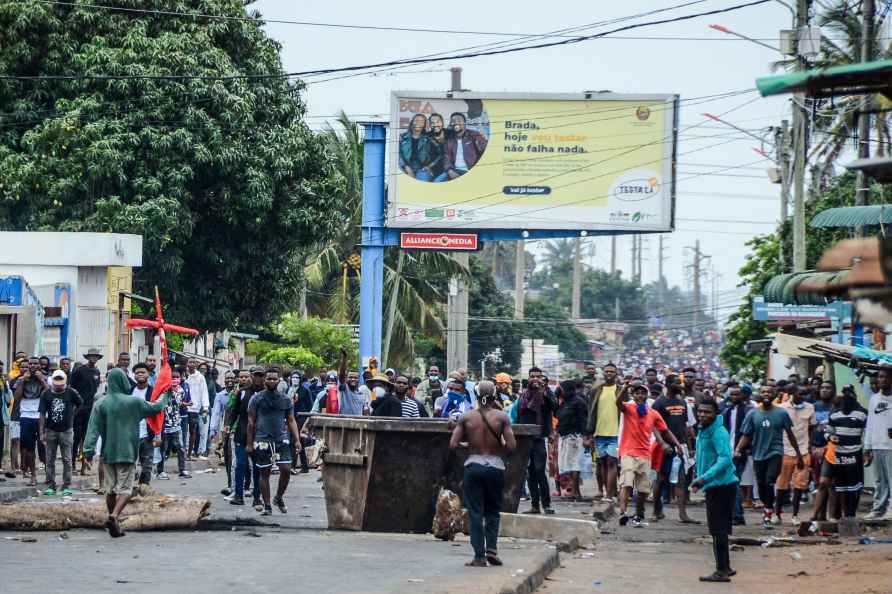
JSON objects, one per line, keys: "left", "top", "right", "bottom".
{"left": 0, "top": 232, "right": 142, "bottom": 267}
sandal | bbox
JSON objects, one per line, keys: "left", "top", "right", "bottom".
{"left": 465, "top": 559, "right": 488, "bottom": 567}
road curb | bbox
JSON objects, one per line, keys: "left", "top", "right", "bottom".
{"left": 498, "top": 545, "right": 560, "bottom": 594}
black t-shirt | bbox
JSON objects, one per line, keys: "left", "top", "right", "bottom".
{"left": 70, "top": 364, "right": 101, "bottom": 408}
{"left": 38, "top": 387, "right": 83, "bottom": 432}
{"left": 652, "top": 395, "right": 689, "bottom": 443}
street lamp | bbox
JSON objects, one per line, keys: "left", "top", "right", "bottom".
{"left": 708, "top": 24, "right": 783, "bottom": 54}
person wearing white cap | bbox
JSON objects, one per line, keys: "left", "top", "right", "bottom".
{"left": 38, "top": 369, "right": 83, "bottom": 496}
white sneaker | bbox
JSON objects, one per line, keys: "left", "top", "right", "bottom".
{"left": 770, "top": 514, "right": 781, "bottom": 525}
{"left": 863, "top": 511, "right": 885, "bottom": 521}
{"left": 198, "top": 455, "right": 208, "bottom": 461}
{"left": 157, "top": 472, "right": 170, "bottom": 480}
{"left": 884, "top": 510, "right": 892, "bottom": 521}
{"left": 791, "top": 515, "right": 800, "bottom": 526}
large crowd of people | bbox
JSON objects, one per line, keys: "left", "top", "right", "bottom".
{"left": 2, "top": 344, "right": 891, "bottom": 582}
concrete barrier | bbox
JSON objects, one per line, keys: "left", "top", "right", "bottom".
{"left": 499, "top": 512, "right": 599, "bottom": 548}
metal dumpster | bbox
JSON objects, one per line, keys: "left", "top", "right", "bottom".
{"left": 305, "top": 415, "right": 539, "bottom": 533}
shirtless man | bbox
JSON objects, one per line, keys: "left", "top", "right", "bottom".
{"left": 449, "top": 381, "right": 516, "bottom": 567}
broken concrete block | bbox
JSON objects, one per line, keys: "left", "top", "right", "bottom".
{"left": 498, "top": 513, "right": 599, "bottom": 548}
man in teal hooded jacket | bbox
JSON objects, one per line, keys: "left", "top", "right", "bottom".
{"left": 691, "top": 397, "right": 738, "bottom": 583}
{"left": 84, "top": 368, "right": 167, "bottom": 538}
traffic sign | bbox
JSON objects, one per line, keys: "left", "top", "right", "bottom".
{"left": 399, "top": 232, "right": 479, "bottom": 251}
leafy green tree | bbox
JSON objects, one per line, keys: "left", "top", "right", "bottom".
{"left": 274, "top": 314, "right": 356, "bottom": 367}
{"left": 260, "top": 346, "right": 323, "bottom": 372}
{"left": 468, "top": 256, "right": 523, "bottom": 374}
{"left": 523, "top": 299, "right": 591, "bottom": 362}
{"left": 721, "top": 173, "right": 862, "bottom": 379}
{"left": 530, "top": 261, "right": 647, "bottom": 340}
{"left": 0, "top": 0, "right": 338, "bottom": 331}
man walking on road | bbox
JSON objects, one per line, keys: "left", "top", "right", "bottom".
{"left": 450, "top": 381, "right": 516, "bottom": 567}
{"left": 246, "top": 369, "right": 302, "bottom": 516}
{"left": 734, "top": 386, "right": 805, "bottom": 529}
{"left": 691, "top": 398, "right": 739, "bottom": 583}
{"left": 225, "top": 367, "right": 261, "bottom": 506}
{"left": 83, "top": 368, "right": 168, "bottom": 538}
{"left": 776, "top": 385, "right": 815, "bottom": 525}
{"left": 616, "top": 383, "right": 684, "bottom": 527}
{"left": 864, "top": 367, "right": 892, "bottom": 520}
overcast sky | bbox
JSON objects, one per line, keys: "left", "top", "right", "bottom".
{"left": 254, "top": 0, "right": 806, "bottom": 312}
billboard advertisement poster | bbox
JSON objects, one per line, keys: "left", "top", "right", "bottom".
{"left": 388, "top": 92, "right": 678, "bottom": 231}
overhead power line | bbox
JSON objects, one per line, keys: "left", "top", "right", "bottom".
{"left": 3, "top": 0, "right": 774, "bottom": 81}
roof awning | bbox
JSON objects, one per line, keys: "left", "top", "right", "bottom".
{"left": 763, "top": 271, "right": 848, "bottom": 305}
{"left": 756, "top": 59, "right": 892, "bottom": 98}
{"left": 810, "top": 205, "right": 892, "bottom": 228}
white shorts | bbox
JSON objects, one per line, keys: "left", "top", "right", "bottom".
{"left": 8, "top": 421, "right": 20, "bottom": 440}
{"left": 739, "top": 455, "right": 754, "bottom": 487}
{"left": 558, "top": 434, "right": 583, "bottom": 473}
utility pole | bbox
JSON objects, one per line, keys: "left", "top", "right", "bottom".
{"left": 636, "top": 236, "right": 644, "bottom": 283}
{"left": 792, "top": 0, "right": 809, "bottom": 271}
{"left": 855, "top": 0, "right": 876, "bottom": 237}
{"left": 658, "top": 234, "right": 667, "bottom": 298}
{"left": 514, "top": 239, "right": 525, "bottom": 319}
{"left": 446, "top": 67, "right": 469, "bottom": 372}
{"left": 571, "top": 237, "right": 582, "bottom": 320}
{"left": 610, "top": 236, "right": 617, "bottom": 274}
{"left": 630, "top": 235, "right": 638, "bottom": 281}
{"left": 687, "top": 240, "right": 711, "bottom": 327}
{"left": 776, "top": 120, "right": 792, "bottom": 271}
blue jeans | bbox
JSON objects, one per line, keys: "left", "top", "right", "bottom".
{"left": 463, "top": 463, "right": 504, "bottom": 560}
{"left": 434, "top": 169, "right": 467, "bottom": 182}
{"left": 179, "top": 416, "right": 190, "bottom": 451}
{"left": 234, "top": 442, "right": 248, "bottom": 498}
{"left": 415, "top": 169, "right": 434, "bottom": 182}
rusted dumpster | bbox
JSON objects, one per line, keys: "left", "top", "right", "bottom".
{"left": 305, "top": 415, "right": 539, "bottom": 533}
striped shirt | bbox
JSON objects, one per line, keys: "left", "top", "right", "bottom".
{"left": 400, "top": 397, "right": 421, "bottom": 418}
{"left": 828, "top": 405, "right": 868, "bottom": 457}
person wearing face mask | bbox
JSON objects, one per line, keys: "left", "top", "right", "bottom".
{"left": 156, "top": 369, "right": 190, "bottom": 480}
{"left": 616, "top": 383, "right": 684, "bottom": 527}
{"left": 775, "top": 385, "right": 816, "bottom": 525}
{"left": 438, "top": 375, "right": 473, "bottom": 419}
{"left": 370, "top": 375, "right": 402, "bottom": 417}
{"left": 415, "top": 365, "right": 444, "bottom": 416}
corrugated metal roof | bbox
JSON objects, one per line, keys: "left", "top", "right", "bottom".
{"left": 810, "top": 205, "right": 892, "bottom": 228}
{"left": 756, "top": 59, "right": 892, "bottom": 98}
{"left": 762, "top": 271, "right": 848, "bottom": 305}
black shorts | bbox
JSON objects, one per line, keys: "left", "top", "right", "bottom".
{"left": 19, "top": 417, "right": 40, "bottom": 452}
{"left": 820, "top": 459, "right": 834, "bottom": 479}
{"left": 832, "top": 452, "right": 863, "bottom": 493}
{"left": 251, "top": 439, "right": 292, "bottom": 468}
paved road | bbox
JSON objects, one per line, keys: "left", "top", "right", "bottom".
{"left": 0, "top": 466, "right": 554, "bottom": 594}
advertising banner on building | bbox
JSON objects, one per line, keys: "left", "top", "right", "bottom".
{"left": 388, "top": 92, "right": 678, "bottom": 231}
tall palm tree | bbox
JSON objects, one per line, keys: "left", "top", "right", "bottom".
{"left": 541, "top": 238, "right": 575, "bottom": 270}
{"left": 304, "top": 111, "right": 467, "bottom": 369}
{"left": 807, "top": 1, "right": 892, "bottom": 189}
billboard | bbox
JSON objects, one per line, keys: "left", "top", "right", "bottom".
{"left": 388, "top": 92, "right": 678, "bottom": 231}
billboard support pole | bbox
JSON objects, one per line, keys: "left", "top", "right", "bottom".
{"left": 359, "top": 123, "right": 387, "bottom": 370}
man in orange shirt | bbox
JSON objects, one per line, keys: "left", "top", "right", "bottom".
{"left": 616, "top": 383, "right": 685, "bottom": 527}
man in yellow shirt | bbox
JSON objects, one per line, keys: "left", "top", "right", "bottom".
{"left": 585, "top": 363, "right": 621, "bottom": 510}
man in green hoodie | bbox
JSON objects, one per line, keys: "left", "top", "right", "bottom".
{"left": 83, "top": 368, "right": 168, "bottom": 538}
{"left": 691, "top": 398, "right": 739, "bottom": 583}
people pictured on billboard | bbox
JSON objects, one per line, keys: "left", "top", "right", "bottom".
{"left": 439, "top": 112, "right": 488, "bottom": 181}
{"left": 398, "top": 105, "right": 489, "bottom": 183}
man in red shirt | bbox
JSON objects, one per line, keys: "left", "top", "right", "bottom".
{"left": 617, "top": 383, "right": 684, "bottom": 527}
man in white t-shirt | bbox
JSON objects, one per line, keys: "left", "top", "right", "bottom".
{"left": 776, "top": 386, "right": 815, "bottom": 524}
{"left": 865, "top": 368, "right": 892, "bottom": 520}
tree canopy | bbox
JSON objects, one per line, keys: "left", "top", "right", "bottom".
{"left": 0, "top": 0, "right": 338, "bottom": 331}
